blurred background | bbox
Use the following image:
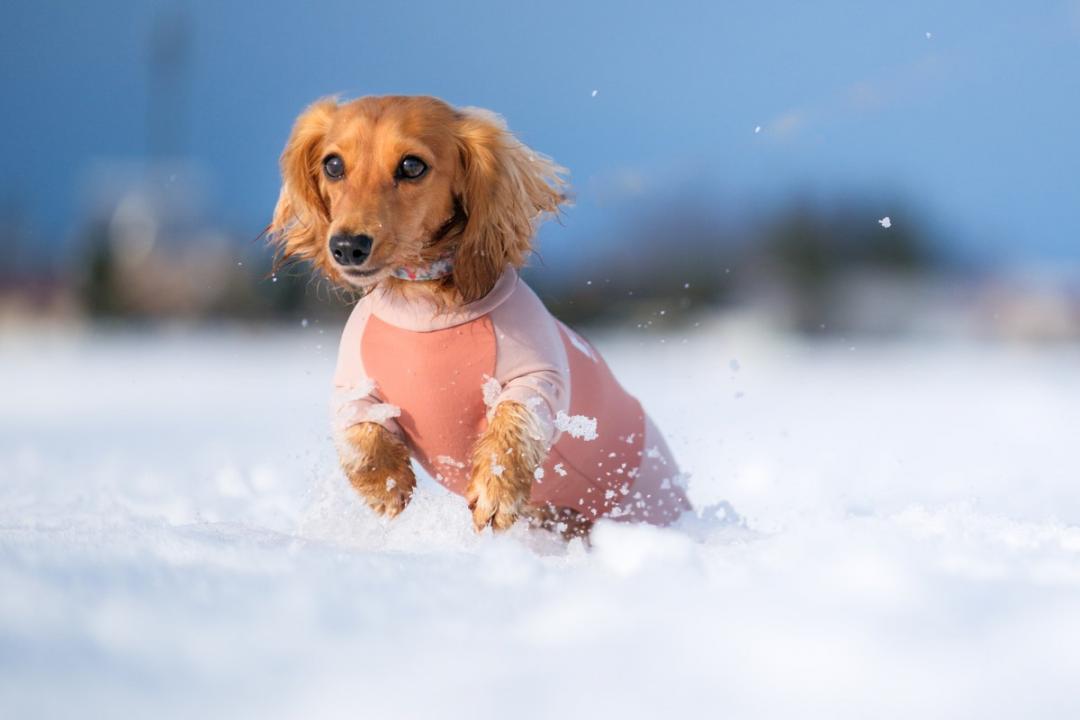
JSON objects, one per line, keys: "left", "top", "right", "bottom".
{"left": 3, "top": 0, "right": 1079, "bottom": 339}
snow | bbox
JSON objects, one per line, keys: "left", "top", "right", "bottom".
{"left": 481, "top": 374, "right": 502, "bottom": 408}
{"left": 879, "top": 216, "right": 892, "bottom": 228}
{"left": 435, "top": 454, "right": 466, "bottom": 469}
{"left": 362, "top": 402, "right": 400, "bottom": 424}
{"left": 336, "top": 377, "right": 375, "bottom": 403}
{"left": 554, "top": 411, "right": 599, "bottom": 441}
{"left": 3, "top": 327, "right": 1080, "bottom": 718}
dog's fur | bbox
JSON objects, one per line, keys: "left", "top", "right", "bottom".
{"left": 270, "top": 95, "right": 577, "bottom": 534}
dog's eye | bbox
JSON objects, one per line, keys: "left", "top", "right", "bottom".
{"left": 323, "top": 154, "right": 345, "bottom": 180}
{"left": 397, "top": 156, "right": 427, "bottom": 180}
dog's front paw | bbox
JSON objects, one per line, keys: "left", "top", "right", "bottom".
{"left": 465, "top": 456, "right": 530, "bottom": 532}
{"left": 339, "top": 422, "right": 416, "bottom": 518}
{"left": 465, "top": 401, "right": 546, "bottom": 532}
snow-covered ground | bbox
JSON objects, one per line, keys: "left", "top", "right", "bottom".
{"left": 2, "top": 321, "right": 1079, "bottom": 719}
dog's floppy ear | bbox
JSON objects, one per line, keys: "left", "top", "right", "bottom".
{"left": 270, "top": 98, "right": 337, "bottom": 270}
{"left": 453, "top": 108, "right": 568, "bottom": 302}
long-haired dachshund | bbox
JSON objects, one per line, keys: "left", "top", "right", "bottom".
{"left": 270, "top": 95, "right": 690, "bottom": 538}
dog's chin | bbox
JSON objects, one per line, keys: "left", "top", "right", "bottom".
{"left": 336, "top": 265, "right": 387, "bottom": 291}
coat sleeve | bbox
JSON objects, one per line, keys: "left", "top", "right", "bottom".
{"left": 488, "top": 280, "right": 571, "bottom": 447}
{"left": 331, "top": 301, "right": 403, "bottom": 439}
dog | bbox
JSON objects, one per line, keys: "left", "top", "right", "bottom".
{"left": 270, "top": 95, "right": 690, "bottom": 538}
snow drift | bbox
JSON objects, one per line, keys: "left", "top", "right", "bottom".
{"left": 2, "top": 324, "right": 1079, "bottom": 719}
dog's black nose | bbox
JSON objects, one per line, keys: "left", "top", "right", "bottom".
{"left": 329, "top": 234, "right": 374, "bottom": 267}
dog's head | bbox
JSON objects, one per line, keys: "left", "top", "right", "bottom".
{"left": 269, "top": 95, "right": 567, "bottom": 302}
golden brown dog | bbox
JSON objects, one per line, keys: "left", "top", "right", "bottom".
{"left": 270, "top": 95, "right": 575, "bottom": 534}
{"left": 270, "top": 95, "right": 690, "bottom": 537}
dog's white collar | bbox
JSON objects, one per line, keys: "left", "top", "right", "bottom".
{"left": 390, "top": 253, "right": 454, "bottom": 281}
{"left": 369, "top": 265, "right": 518, "bottom": 331}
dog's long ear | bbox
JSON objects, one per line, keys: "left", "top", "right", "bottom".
{"left": 269, "top": 99, "right": 337, "bottom": 270}
{"left": 453, "top": 109, "right": 568, "bottom": 302}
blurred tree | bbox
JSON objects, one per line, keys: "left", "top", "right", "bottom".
{"left": 763, "top": 200, "right": 932, "bottom": 333}
{"left": 80, "top": 219, "right": 126, "bottom": 318}
{"left": 530, "top": 197, "right": 743, "bottom": 328}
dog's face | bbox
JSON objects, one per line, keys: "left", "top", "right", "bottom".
{"left": 270, "top": 96, "right": 567, "bottom": 302}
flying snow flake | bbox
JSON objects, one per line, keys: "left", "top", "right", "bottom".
{"left": 754, "top": 125, "right": 762, "bottom": 134}
{"left": 301, "top": 318, "right": 309, "bottom": 328}
{"left": 729, "top": 358, "right": 741, "bottom": 372}
{"left": 555, "top": 412, "right": 599, "bottom": 441}
{"left": 878, "top": 216, "right": 892, "bottom": 229}
{"left": 533, "top": 467, "right": 544, "bottom": 482}
{"left": 925, "top": 31, "right": 933, "bottom": 39}
{"left": 553, "top": 463, "right": 568, "bottom": 477}
{"left": 591, "top": 90, "right": 598, "bottom": 97}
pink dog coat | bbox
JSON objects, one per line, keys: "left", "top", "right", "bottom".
{"left": 332, "top": 267, "right": 690, "bottom": 524}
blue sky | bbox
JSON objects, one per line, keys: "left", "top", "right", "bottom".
{"left": 2, "top": 0, "right": 1079, "bottom": 267}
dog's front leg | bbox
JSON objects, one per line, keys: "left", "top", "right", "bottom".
{"left": 465, "top": 401, "right": 548, "bottom": 532}
{"left": 338, "top": 422, "right": 416, "bottom": 518}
